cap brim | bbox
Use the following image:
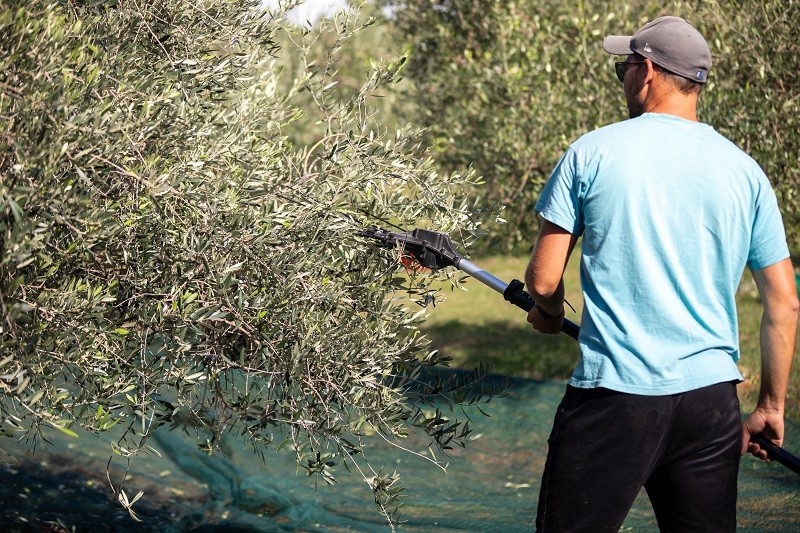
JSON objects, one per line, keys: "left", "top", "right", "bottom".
{"left": 603, "top": 35, "right": 634, "bottom": 55}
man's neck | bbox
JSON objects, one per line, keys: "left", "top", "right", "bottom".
{"left": 645, "top": 101, "right": 698, "bottom": 122}
{"left": 643, "top": 86, "right": 699, "bottom": 122}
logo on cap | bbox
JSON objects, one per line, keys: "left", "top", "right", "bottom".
{"left": 644, "top": 43, "right": 652, "bottom": 53}
{"left": 695, "top": 70, "right": 706, "bottom": 80}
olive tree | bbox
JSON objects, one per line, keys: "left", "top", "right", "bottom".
{"left": 0, "top": 0, "right": 498, "bottom": 525}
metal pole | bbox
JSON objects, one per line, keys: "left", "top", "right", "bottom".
{"left": 457, "top": 258, "right": 510, "bottom": 294}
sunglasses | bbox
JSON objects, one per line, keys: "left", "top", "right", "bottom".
{"left": 615, "top": 60, "right": 645, "bottom": 83}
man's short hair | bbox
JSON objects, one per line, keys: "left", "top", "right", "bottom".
{"left": 659, "top": 67, "right": 704, "bottom": 96}
{"left": 630, "top": 53, "right": 703, "bottom": 96}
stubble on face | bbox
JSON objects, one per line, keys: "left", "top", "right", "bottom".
{"left": 622, "top": 57, "right": 647, "bottom": 119}
{"left": 624, "top": 73, "right": 645, "bottom": 119}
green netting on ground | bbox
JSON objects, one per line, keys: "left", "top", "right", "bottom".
{"left": 2, "top": 378, "right": 798, "bottom": 532}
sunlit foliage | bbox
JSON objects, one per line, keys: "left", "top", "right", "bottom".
{"left": 0, "top": 0, "right": 499, "bottom": 525}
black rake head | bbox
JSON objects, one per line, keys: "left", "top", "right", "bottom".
{"left": 359, "top": 227, "right": 463, "bottom": 270}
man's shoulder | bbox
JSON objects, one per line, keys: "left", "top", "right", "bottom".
{"left": 575, "top": 119, "right": 632, "bottom": 142}
{"left": 570, "top": 117, "right": 648, "bottom": 152}
{"left": 574, "top": 114, "right": 758, "bottom": 164}
{"left": 577, "top": 113, "right": 704, "bottom": 140}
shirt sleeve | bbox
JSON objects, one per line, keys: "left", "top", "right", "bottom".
{"left": 747, "top": 173, "right": 789, "bottom": 270}
{"left": 535, "top": 146, "right": 585, "bottom": 236}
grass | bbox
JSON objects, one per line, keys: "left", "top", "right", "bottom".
{"left": 419, "top": 251, "right": 800, "bottom": 421}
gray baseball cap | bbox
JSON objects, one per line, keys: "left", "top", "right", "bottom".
{"left": 603, "top": 16, "right": 711, "bottom": 83}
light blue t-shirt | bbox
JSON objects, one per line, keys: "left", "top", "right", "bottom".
{"left": 536, "top": 112, "right": 789, "bottom": 395}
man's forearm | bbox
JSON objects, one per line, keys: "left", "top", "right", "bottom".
{"left": 758, "top": 303, "right": 798, "bottom": 411}
{"left": 532, "top": 277, "right": 566, "bottom": 318}
{"left": 524, "top": 220, "right": 578, "bottom": 320}
{"left": 753, "top": 259, "right": 800, "bottom": 411}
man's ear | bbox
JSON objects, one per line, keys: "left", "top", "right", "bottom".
{"left": 643, "top": 59, "right": 659, "bottom": 85}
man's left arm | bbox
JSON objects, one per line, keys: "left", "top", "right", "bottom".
{"left": 742, "top": 257, "right": 799, "bottom": 459}
{"left": 525, "top": 219, "right": 579, "bottom": 334}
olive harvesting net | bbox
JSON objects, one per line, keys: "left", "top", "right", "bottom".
{"left": 1, "top": 377, "right": 798, "bottom": 532}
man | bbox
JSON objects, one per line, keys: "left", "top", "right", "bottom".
{"left": 525, "top": 16, "right": 798, "bottom": 532}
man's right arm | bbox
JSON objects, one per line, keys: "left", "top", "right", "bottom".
{"left": 524, "top": 220, "right": 579, "bottom": 335}
{"left": 741, "top": 257, "right": 799, "bottom": 459}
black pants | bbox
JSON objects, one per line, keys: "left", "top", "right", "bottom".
{"left": 535, "top": 382, "right": 741, "bottom": 532}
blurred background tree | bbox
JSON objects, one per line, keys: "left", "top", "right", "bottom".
{"left": 378, "top": 0, "right": 800, "bottom": 253}
{"left": 703, "top": 0, "right": 800, "bottom": 251}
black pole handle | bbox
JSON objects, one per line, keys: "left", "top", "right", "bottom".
{"left": 503, "top": 279, "right": 579, "bottom": 341}
{"left": 751, "top": 435, "right": 800, "bottom": 475}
